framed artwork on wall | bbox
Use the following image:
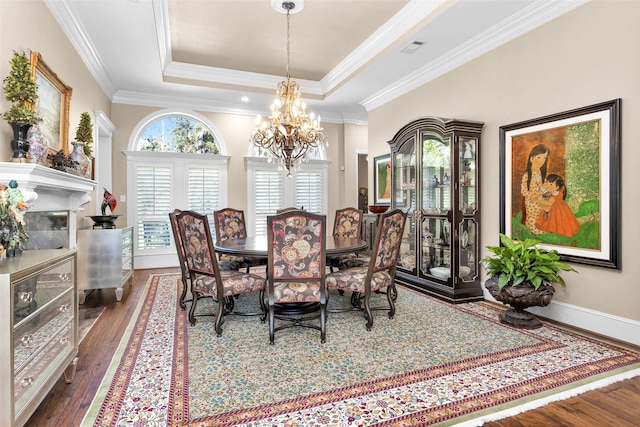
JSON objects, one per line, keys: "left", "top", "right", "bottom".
{"left": 30, "top": 51, "right": 72, "bottom": 155}
{"left": 373, "top": 154, "right": 391, "bottom": 205}
{"left": 499, "top": 99, "right": 621, "bottom": 269}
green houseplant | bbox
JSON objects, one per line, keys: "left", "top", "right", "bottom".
{"left": 481, "top": 233, "right": 577, "bottom": 329}
{"left": 3, "top": 51, "right": 39, "bottom": 162}
{"left": 75, "top": 111, "right": 93, "bottom": 156}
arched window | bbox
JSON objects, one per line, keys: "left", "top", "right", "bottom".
{"left": 125, "top": 110, "right": 229, "bottom": 269}
{"left": 136, "top": 115, "right": 221, "bottom": 154}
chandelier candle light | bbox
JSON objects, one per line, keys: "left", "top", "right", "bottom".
{"left": 250, "top": 0, "right": 326, "bottom": 177}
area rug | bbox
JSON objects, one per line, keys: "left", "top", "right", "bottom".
{"left": 82, "top": 273, "right": 640, "bottom": 426}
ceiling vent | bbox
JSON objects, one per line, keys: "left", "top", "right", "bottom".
{"left": 400, "top": 41, "right": 424, "bottom": 54}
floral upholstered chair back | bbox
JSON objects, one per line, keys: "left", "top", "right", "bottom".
{"left": 176, "top": 210, "right": 218, "bottom": 277}
{"left": 333, "top": 207, "right": 363, "bottom": 239}
{"left": 214, "top": 208, "right": 248, "bottom": 242}
{"left": 370, "top": 209, "right": 407, "bottom": 275}
{"left": 267, "top": 211, "right": 326, "bottom": 304}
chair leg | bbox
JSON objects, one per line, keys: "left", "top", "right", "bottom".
{"left": 320, "top": 304, "right": 327, "bottom": 344}
{"left": 214, "top": 298, "right": 225, "bottom": 337}
{"left": 363, "top": 293, "right": 373, "bottom": 331}
{"left": 268, "top": 305, "right": 276, "bottom": 345}
{"left": 188, "top": 291, "right": 198, "bottom": 326}
{"left": 179, "top": 274, "right": 188, "bottom": 310}
{"left": 387, "top": 285, "right": 396, "bottom": 319}
{"left": 259, "top": 289, "right": 267, "bottom": 322}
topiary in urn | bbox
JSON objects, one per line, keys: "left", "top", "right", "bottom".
{"left": 3, "top": 51, "right": 39, "bottom": 162}
{"left": 481, "top": 233, "right": 577, "bottom": 329}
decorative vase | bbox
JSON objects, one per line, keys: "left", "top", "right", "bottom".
{"left": 27, "top": 124, "right": 49, "bottom": 165}
{"left": 70, "top": 141, "right": 91, "bottom": 178}
{"left": 484, "top": 277, "right": 555, "bottom": 329}
{"left": 9, "top": 122, "right": 32, "bottom": 163}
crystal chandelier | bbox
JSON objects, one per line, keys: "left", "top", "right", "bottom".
{"left": 250, "top": 0, "right": 325, "bottom": 176}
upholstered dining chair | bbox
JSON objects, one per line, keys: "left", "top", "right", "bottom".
{"left": 175, "top": 210, "right": 266, "bottom": 334}
{"left": 170, "top": 209, "right": 240, "bottom": 311}
{"left": 326, "top": 207, "right": 364, "bottom": 272}
{"left": 326, "top": 208, "right": 406, "bottom": 331}
{"left": 214, "top": 208, "right": 267, "bottom": 273}
{"left": 267, "top": 210, "right": 327, "bottom": 344}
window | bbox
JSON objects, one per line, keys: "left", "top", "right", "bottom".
{"left": 246, "top": 157, "right": 329, "bottom": 236}
{"left": 126, "top": 110, "right": 229, "bottom": 269}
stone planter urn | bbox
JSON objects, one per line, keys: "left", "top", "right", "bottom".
{"left": 484, "top": 276, "right": 555, "bottom": 329}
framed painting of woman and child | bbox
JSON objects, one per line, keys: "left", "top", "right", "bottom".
{"left": 499, "top": 99, "right": 621, "bottom": 269}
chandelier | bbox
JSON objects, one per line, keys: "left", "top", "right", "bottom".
{"left": 250, "top": 0, "right": 325, "bottom": 176}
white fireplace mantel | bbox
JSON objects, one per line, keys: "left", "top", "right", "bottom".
{"left": 0, "top": 163, "right": 97, "bottom": 249}
{"left": 0, "top": 163, "right": 96, "bottom": 212}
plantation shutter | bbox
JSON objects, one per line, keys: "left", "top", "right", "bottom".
{"left": 254, "top": 170, "right": 284, "bottom": 236}
{"left": 135, "top": 165, "right": 172, "bottom": 250}
{"left": 295, "top": 170, "right": 323, "bottom": 214}
{"left": 188, "top": 167, "right": 220, "bottom": 213}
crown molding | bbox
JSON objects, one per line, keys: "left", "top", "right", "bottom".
{"left": 45, "top": 0, "right": 116, "bottom": 98}
{"left": 361, "top": 0, "right": 588, "bottom": 111}
{"left": 321, "top": 0, "right": 448, "bottom": 94}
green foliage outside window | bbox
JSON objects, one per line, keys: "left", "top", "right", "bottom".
{"left": 138, "top": 116, "right": 219, "bottom": 154}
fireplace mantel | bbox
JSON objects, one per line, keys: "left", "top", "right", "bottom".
{"left": 0, "top": 163, "right": 96, "bottom": 212}
{"left": 1, "top": 163, "right": 97, "bottom": 249}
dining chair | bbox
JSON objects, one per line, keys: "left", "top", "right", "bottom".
{"left": 326, "top": 208, "right": 406, "bottom": 330}
{"left": 326, "top": 207, "right": 364, "bottom": 272}
{"left": 170, "top": 209, "right": 240, "bottom": 310}
{"left": 267, "top": 210, "right": 327, "bottom": 344}
{"left": 213, "top": 207, "right": 267, "bottom": 273}
{"left": 175, "top": 210, "right": 266, "bottom": 334}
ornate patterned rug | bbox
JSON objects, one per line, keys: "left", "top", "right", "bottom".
{"left": 82, "top": 273, "right": 640, "bottom": 426}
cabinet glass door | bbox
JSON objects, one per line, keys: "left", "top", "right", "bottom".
{"left": 459, "top": 137, "right": 477, "bottom": 214}
{"left": 394, "top": 137, "right": 416, "bottom": 272}
{"left": 421, "top": 134, "right": 452, "bottom": 281}
{"left": 421, "top": 135, "right": 451, "bottom": 214}
{"left": 459, "top": 218, "right": 477, "bottom": 281}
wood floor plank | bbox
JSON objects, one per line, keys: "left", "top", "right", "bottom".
{"left": 24, "top": 268, "right": 640, "bottom": 426}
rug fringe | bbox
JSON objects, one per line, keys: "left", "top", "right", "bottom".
{"left": 455, "top": 368, "right": 640, "bottom": 426}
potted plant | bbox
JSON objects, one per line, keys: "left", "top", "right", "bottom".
{"left": 75, "top": 111, "right": 93, "bottom": 156}
{"left": 2, "top": 51, "right": 38, "bottom": 162}
{"left": 70, "top": 112, "right": 93, "bottom": 178}
{"left": 481, "top": 233, "right": 577, "bottom": 329}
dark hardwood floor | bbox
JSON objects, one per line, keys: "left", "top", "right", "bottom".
{"left": 26, "top": 268, "right": 640, "bottom": 426}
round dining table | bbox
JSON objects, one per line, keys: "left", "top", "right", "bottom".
{"left": 214, "top": 235, "right": 368, "bottom": 258}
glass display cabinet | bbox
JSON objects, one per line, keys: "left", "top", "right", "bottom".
{"left": 388, "top": 117, "right": 484, "bottom": 303}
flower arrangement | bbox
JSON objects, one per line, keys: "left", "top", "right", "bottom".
{"left": 0, "top": 180, "right": 29, "bottom": 256}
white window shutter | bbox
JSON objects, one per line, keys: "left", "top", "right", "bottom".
{"left": 295, "top": 170, "right": 323, "bottom": 213}
{"left": 135, "top": 165, "right": 172, "bottom": 250}
{"left": 254, "top": 169, "right": 284, "bottom": 236}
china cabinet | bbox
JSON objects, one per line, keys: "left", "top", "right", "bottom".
{"left": 77, "top": 226, "right": 133, "bottom": 304}
{"left": 0, "top": 249, "right": 78, "bottom": 427}
{"left": 388, "top": 117, "right": 484, "bottom": 303}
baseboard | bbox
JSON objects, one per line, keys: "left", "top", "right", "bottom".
{"left": 482, "top": 286, "right": 640, "bottom": 347}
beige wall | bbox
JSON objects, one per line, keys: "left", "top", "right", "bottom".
{"left": 1, "top": 0, "right": 111, "bottom": 222}
{"left": 369, "top": 1, "right": 640, "bottom": 322}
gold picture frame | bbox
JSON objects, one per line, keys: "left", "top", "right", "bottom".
{"left": 30, "top": 51, "right": 72, "bottom": 154}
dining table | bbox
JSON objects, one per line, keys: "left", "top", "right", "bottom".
{"left": 214, "top": 235, "right": 368, "bottom": 259}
